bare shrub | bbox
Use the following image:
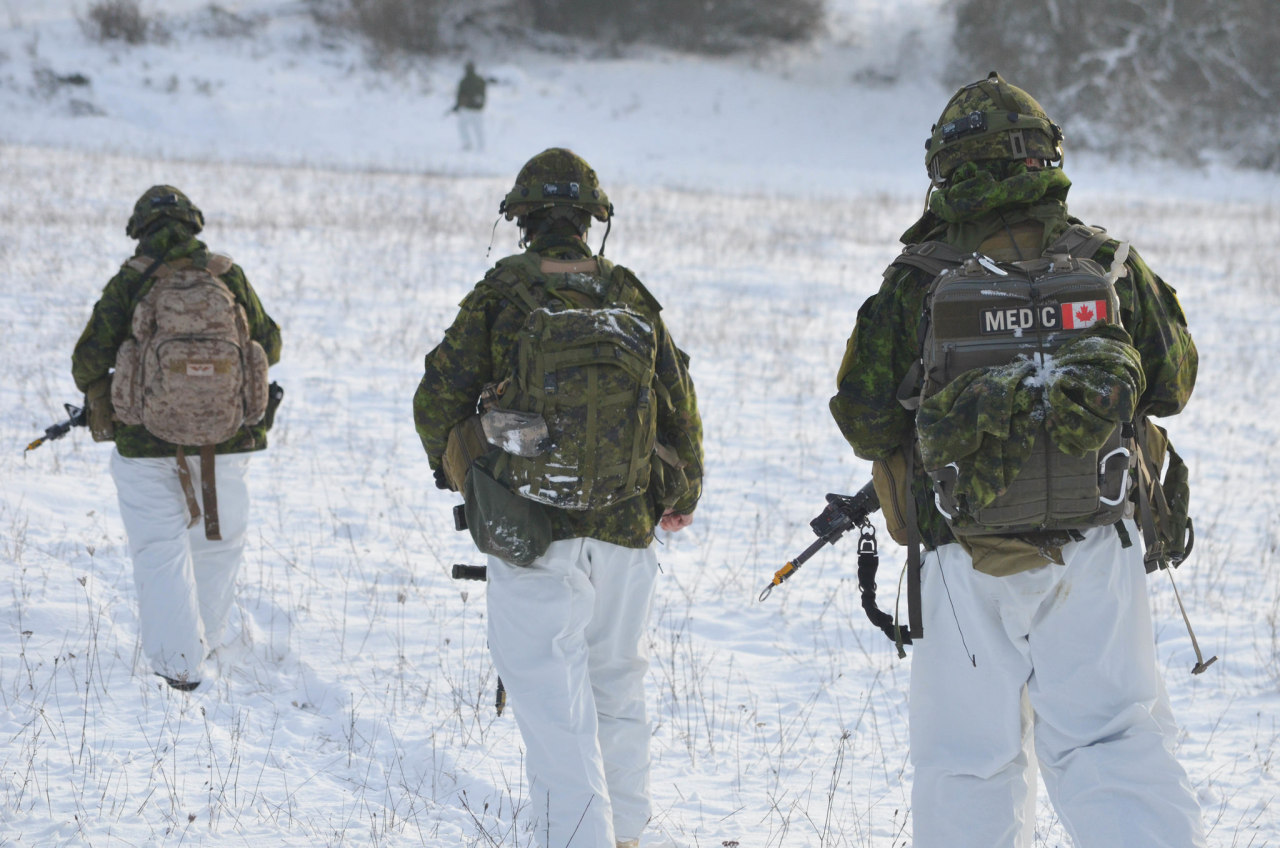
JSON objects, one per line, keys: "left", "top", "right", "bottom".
{"left": 331, "top": 0, "right": 444, "bottom": 57}
{"left": 194, "top": 4, "right": 261, "bottom": 40}
{"left": 80, "top": 0, "right": 167, "bottom": 45}
{"left": 948, "top": 0, "right": 1280, "bottom": 171}
{"left": 526, "top": 0, "right": 824, "bottom": 54}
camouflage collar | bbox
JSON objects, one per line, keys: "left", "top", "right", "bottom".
{"left": 527, "top": 234, "right": 592, "bottom": 258}
{"left": 135, "top": 222, "right": 205, "bottom": 263}
{"left": 928, "top": 164, "right": 1071, "bottom": 225}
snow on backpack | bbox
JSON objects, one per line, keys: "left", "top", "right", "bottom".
{"left": 896, "top": 225, "right": 1134, "bottom": 536}
{"left": 480, "top": 255, "right": 660, "bottom": 511}
{"left": 111, "top": 253, "right": 270, "bottom": 539}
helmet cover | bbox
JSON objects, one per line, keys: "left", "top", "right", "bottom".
{"left": 126, "top": 185, "right": 205, "bottom": 239}
{"left": 500, "top": 148, "right": 612, "bottom": 222}
{"left": 925, "top": 72, "right": 1063, "bottom": 185}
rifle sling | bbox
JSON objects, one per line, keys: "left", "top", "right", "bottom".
{"left": 856, "top": 529, "right": 910, "bottom": 658}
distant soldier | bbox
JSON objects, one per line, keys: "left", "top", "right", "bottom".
{"left": 72, "top": 186, "right": 282, "bottom": 692}
{"left": 453, "top": 60, "right": 488, "bottom": 151}
{"left": 413, "top": 148, "right": 703, "bottom": 848}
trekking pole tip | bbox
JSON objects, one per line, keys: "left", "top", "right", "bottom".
{"left": 1192, "top": 655, "right": 1218, "bottom": 675}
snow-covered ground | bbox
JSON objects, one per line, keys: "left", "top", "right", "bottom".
{"left": 2, "top": 2, "right": 1278, "bottom": 846}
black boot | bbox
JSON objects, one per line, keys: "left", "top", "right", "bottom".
{"left": 157, "top": 673, "right": 200, "bottom": 692}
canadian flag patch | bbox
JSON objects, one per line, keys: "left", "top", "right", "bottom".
{"left": 1060, "top": 300, "right": 1107, "bottom": 329}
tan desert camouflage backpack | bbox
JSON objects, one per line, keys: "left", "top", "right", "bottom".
{"left": 111, "top": 253, "right": 269, "bottom": 540}
{"left": 112, "top": 253, "right": 269, "bottom": 446}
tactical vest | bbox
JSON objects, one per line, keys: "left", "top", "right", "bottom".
{"left": 479, "top": 254, "right": 661, "bottom": 511}
{"left": 897, "top": 225, "right": 1135, "bottom": 536}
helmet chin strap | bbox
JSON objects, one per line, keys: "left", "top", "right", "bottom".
{"left": 597, "top": 217, "right": 612, "bottom": 256}
{"left": 485, "top": 213, "right": 502, "bottom": 260}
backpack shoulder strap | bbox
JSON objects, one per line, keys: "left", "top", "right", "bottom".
{"left": 601, "top": 258, "right": 663, "bottom": 314}
{"left": 479, "top": 255, "right": 546, "bottom": 314}
{"left": 890, "top": 241, "right": 967, "bottom": 279}
{"left": 205, "top": 253, "right": 234, "bottom": 277}
{"left": 1046, "top": 223, "right": 1110, "bottom": 260}
{"left": 124, "top": 253, "right": 175, "bottom": 306}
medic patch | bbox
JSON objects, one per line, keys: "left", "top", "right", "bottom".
{"left": 1060, "top": 300, "right": 1108, "bottom": 329}
{"left": 979, "top": 304, "right": 1061, "bottom": 335}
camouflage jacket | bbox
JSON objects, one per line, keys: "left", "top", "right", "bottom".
{"left": 413, "top": 236, "right": 703, "bottom": 549}
{"left": 71, "top": 223, "right": 282, "bottom": 458}
{"left": 830, "top": 196, "right": 1197, "bottom": 549}
{"left": 455, "top": 70, "right": 486, "bottom": 110}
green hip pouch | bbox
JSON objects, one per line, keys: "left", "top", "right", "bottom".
{"left": 463, "top": 453, "right": 553, "bottom": 566}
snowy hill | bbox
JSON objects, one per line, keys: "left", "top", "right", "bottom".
{"left": 2, "top": 2, "right": 1279, "bottom": 846}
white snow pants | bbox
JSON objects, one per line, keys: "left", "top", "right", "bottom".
{"left": 909, "top": 520, "right": 1205, "bottom": 848}
{"left": 458, "top": 108, "right": 484, "bottom": 151}
{"left": 486, "top": 538, "right": 658, "bottom": 848}
{"left": 110, "top": 450, "right": 251, "bottom": 683}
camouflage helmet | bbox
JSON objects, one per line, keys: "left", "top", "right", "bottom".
{"left": 925, "top": 72, "right": 1064, "bottom": 185}
{"left": 125, "top": 185, "right": 204, "bottom": 239}
{"left": 500, "top": 148, "right": 612, "bottom": 223}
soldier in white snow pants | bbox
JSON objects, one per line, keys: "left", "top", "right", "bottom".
{"left": 111, "top": 450, "right": 251, "bottom": 686}
{"left": 909, "top": 521, "right": 1205, "bottom": 848}
{"left": 485, "top": 539, "right": 659, "bottom": 848}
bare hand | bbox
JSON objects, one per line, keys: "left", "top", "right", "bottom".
{"left": 660, "top": 511, "right": 693, "bottom": 532}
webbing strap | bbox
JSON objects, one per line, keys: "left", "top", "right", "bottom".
{"left": 903, "top": 442, "right": 925, "bottom": 640}
{"left": 1132, "top": 421, "right": 1170, "bottom": 573}
{"left": 1047, "top": 224, "right": 1110, "bottom": 261}
{"left": 125, "top": 253, "right": 174, "bottom": 309}
{"left": 507, "top": 279, "right": 544, "bottom": 315}
{"left": 200, "top": 446, "right": 221, "bottom": 541}
{"left": 175, "top": 447, "right": 201, "bottom": 529}
{"left": 624, "top": 390, "right": 650, "bottom": 494}
{"left": 583, "top": 361, "right": 599, "bottom": 492}
{"left": 892, "top": 241, "right": 967, "bottom": 278}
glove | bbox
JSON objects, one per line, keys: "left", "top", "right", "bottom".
{"left": 84, "top": 377, "right": 115, "bottom": 442}
{"left": 433, "top": 466, "right": 451, "bottom": 490}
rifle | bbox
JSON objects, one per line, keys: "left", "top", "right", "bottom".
{"left": 25, "top": 403, "right": 87, "bottom": 453}
{"left": 760, "top": 481, "right": 912, "bottom": 656}
{"left": 451, "top": 563, "right": 486, "bottom": 581}
{"left": 450, "top": 562, "right": 506, "bottom": 714}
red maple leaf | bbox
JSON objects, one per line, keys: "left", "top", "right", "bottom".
{"left": 1075, "top": 303, "right": 1095, "bottom": 324}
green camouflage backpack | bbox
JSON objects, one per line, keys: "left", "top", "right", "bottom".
{"left": 479, "top": 253, "right": 660, "bottom": 511}
{"left": 896, "top": 225, "right": 1140, "bottom": 536}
